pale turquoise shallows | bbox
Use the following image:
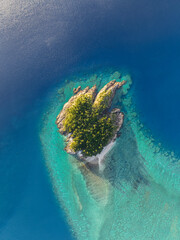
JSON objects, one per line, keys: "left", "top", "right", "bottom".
{"left": 40, "top": 69, "right": 180, "bottom": 240}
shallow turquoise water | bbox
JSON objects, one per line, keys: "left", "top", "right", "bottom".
{"left": 40, "top": 69, "right": 180, "bottom": 240}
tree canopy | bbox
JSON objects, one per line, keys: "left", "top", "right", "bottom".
{"left": 63, "top": 94, "right": 114, "bottom": 156}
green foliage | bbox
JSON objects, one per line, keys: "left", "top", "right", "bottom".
{"left": 63, "top": 94, "right": 114, "bottom": 156}
{"left": 93, "top": 89, "right": 113, "bottom": 114}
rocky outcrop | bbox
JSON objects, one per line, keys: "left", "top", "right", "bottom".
{"left": 56, "top": 80, "right": 125, "bottom": 160}
{"left": 73, "top": 86, "right": 81, "bottom": 94}
{"left": 93, "top": 80, "right": 125, "bottom": 113}
{"left": 110, "top": 108, "right": 124, "bottom": 140}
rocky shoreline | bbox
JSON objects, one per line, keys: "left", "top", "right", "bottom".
{"left": 56, "top": 79, "right": 125, "bottom": 162}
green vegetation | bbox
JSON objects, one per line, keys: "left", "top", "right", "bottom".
{"left": 93, "top": 89, "right": 113, "bottom": 114}
{"left": 63, "top": 94, "right": 114, "bottom": 156}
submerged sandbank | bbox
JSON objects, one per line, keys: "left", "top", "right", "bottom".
{"left": 40, "top": 68, "right": 180, "bottom": 240}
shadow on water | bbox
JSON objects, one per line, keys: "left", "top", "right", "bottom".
{"left": 81, "top": 116, "right": 149, "bottom": 194}
{"left": 69, "top": 89, "right": 149, "bottom": 196}
{"left": 103, "top": 119, "right": 149, "bottom": 190}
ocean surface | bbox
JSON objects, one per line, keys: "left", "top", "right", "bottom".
{"left": 1, "top": 1, "right": 180, "bottom": 239}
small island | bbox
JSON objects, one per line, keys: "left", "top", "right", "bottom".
{"left": 56, "top": 80, "right": 125, "bottom": 162}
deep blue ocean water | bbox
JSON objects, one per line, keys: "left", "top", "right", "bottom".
{"left": 1, "top": 1, "right": 180, "bottom": 239}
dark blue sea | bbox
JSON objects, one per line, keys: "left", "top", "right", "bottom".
{"left": 1, "top": 1, "right": 180, "bottom": 239}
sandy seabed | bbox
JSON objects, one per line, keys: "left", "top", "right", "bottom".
{"left": 40, "top": 68, "right": 180, "bottom": 240}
